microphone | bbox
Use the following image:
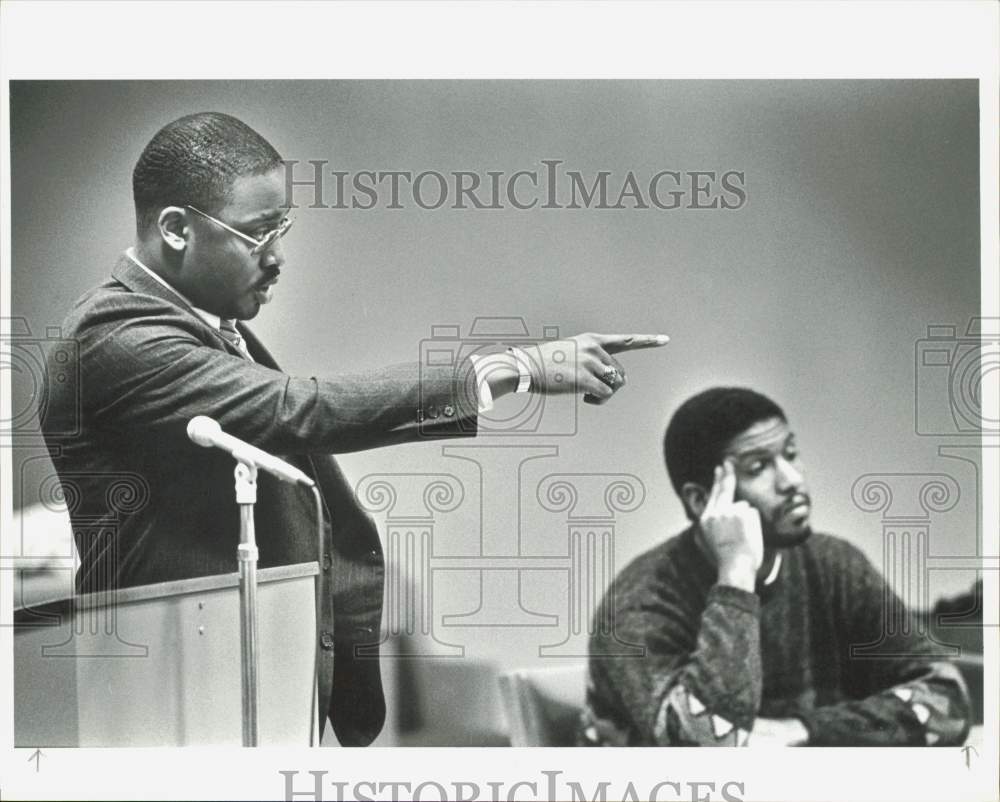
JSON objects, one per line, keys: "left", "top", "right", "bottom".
{"left": 187, "top": 416, "right": 315, "bottom": 487}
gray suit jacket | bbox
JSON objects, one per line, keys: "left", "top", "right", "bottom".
{"left": 40, "top": 255, "right": 479, "bottom": 745}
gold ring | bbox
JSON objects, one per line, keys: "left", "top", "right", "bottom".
{"left": 600, "top": 366, "right": 620, "bottom": 388}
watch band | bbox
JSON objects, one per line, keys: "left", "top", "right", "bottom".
{"left": 507, "top": 347, "right": 532, "bottom": 393}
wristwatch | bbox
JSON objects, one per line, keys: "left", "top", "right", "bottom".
{"left": 507, "top": 347, "right": 532, "bottom": 393}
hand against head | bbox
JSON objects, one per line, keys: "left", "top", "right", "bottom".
{"left": 698, "top": 460, "right": 764, "bottom": 591}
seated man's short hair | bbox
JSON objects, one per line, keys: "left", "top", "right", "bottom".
{"left": 663, "top": 386, "right": 786, "bottom": 512}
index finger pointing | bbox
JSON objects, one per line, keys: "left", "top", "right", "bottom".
{"left": 599, "top": 334, "right": 671, "bottom": 354}
{"left": 718, "top": 459, "right": 738, "bottom": 504}
{"left": 705, "top": 464, "right": 726, "bottom": 509}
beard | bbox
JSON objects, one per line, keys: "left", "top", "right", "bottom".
{"left": 760, "top": 493, "right": 814, "bottom": 548}
{"left": 762, "top": 524, "right": 813, "bottom": 549}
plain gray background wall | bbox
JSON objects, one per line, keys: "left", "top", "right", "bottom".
{"left": 9, "top": 82, "right": 982, "bottom": 701}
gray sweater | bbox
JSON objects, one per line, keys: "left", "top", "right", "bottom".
{"left": 582, "top": 529, "right": 972, "bottom": 746}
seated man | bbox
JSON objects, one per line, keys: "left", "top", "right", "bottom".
{"left": 582, "top": 387, "right": 971, "bottom": 746}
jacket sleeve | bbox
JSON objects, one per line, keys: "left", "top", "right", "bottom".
{"left": 796, "top": 544, "right": 972, "bottom": 746}
{"left": 585, "top": 583, "right": 764, "bottom": 746}
{"left": 65, "top": 292, "right": 479, "bottom": 453}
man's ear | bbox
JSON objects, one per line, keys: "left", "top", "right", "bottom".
{"left": 680, "top": 481, "right": 709, "bottom": 520}
{"left": 157, "top": 206, "right": 189, "bottom": 252}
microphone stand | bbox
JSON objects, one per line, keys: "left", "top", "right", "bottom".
{"left": 189, "top": 417, "right": 324, "bottom": 746}
{"left": 233, "top": 458, "right": 260, "bottom": 747}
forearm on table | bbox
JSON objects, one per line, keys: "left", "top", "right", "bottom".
{"left": 799, "top": 660, "right": 972, "bottom": 746}
{"left": 653, "top": 585, "right": 763, "bottom": 746}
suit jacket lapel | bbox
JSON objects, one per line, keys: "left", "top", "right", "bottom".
{"left": 111, "top": 254, "right": 245, "bottom": 359}
{"left": 108, "top": 254, "right": 377, "bottom": 742}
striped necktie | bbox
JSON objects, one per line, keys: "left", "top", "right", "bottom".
{"left": 219, "top": 319, "right": 246, "bottom": 354}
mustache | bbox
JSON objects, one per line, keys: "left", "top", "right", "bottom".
{"left": 256, "top": 269, "right": 280, "bottom": 287}
{"left": 780, "top": 493, "right": 811, "bottom": 515}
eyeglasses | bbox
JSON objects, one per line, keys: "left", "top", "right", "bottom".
{"left": 186, "top": 205, "right": 293, "bottom": 256}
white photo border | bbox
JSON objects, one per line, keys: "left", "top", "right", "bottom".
{"left": 1, "top": 2, "right": 996, "bottom": 801}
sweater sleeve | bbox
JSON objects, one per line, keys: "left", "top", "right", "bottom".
{"left": 795, "top": 543, "right": 972, "bottom": 746}
{"left": 659, "top": 585, "right": 764, "bottom": 745}
{"left": 585, "top": 582, "right": 765, "bottom": 746}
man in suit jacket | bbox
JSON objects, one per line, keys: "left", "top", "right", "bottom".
{"left": 40, "top": 111, "right": 669, "bottom": 745}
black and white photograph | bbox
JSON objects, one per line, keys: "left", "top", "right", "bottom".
{"left": 1, "top": 3, "right": 997, "bottom": 802}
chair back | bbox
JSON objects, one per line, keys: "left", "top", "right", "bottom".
{"left": 498, "top": 663, "right": 587, "bottom": 746}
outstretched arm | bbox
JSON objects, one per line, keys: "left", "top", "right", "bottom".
{"left": 65, "top": 293, "right": 669, "bottom": 454}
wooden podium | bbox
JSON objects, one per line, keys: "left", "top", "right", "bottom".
{"left": 14, "top": 562, "right": 319, "bottom": 747}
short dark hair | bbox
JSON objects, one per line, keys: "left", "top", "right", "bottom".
{"left": 663, "top": 386, "right": 786, "bottom": 502}
{"left": 132, "top": 112, "right": 283, "bottom": 232}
